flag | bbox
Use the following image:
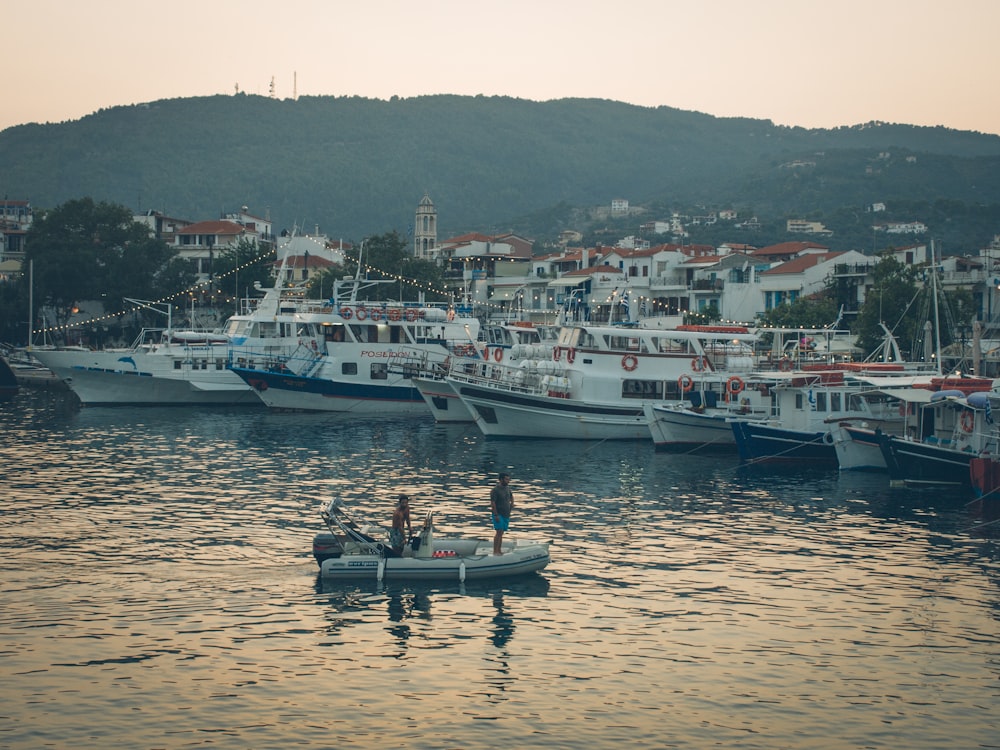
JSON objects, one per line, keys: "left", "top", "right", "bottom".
{"left": 621, "top": 289, "right": 630, "bottom": 318}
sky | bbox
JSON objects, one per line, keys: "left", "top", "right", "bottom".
{"left": 4, "top": 0, "right": 999, "bottom": 135}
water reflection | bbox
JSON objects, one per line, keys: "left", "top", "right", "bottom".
{"left": 3, "top": 389, "right": 1000, "bottom": 749}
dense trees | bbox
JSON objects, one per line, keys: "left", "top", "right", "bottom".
{"left": 305, "top": 231, "right": 448, "bottom": 303}
{"left": 3, "top": 95, "right": 1000, "bottom": 249}
{"left": 23, "top": 198, "right": 189, "bottom": 331}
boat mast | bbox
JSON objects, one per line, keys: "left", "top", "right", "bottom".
{"left": 27, "top": 259, "right": 33, "bottom": 351}
{"left": 931, "top": 240, "right": 943, "bottom": 376}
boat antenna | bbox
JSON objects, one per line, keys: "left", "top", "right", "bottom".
{"left": 931, "top": 239, "right": 943, "bottom": 376}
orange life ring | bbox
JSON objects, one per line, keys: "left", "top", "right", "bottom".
{"left": 960, "top": 410, "right": 975, "bottom": 433}
{"left": 691, "top": 356, "right": 706, "bottom": 372}
{"left": 566, "top": 347, "right": 576, "bottom": 364}
{"left": 553, "top": 346, "right": 562, "bottom": 362}
{"left": 388, "top": 308, "right": 402, "bottom": 321}
{"left": 404, "top": 308, "right": 417, "bottom": 321}
{"left": 339, "top": 306, "right": 353, "bottom": 320}
{"left": 370, "top": 308, "right": 383, "bottom": 322}
{"left": 678, "top": 374, "right": 693, "bottom": 392}
{"left": 726, "top": 376, "right": 745, "bottom": 395}
{"left": 355, "top": 307, "right": 368, "bottom": 321}
{"left": 622, "top": 354, "right": 638, "bottom": 372}
{"left": 778, "top": 358, "right": 792, "bottom": 372}
{"left": 494, "top": 347, "right": 503, "bottom": 362}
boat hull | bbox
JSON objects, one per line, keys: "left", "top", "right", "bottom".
{"left": 876, "top": 430, "right": 974, "bottom": 487}
{"left": 646, "top": 403, "right": 742, "bottom": 451}
{"left": 412, "top": 376, "right": 474, "bottom": 422}
{"left": 234, "top": 367, "right": 429, "bottom": 413}
{"left": 33, "top": 348, "right": 259, "bottom": 406}
{"left": 319, "top": 543, "right": 550, "bottom": 581}
{"left": 454, "top": 381, "right": 648, "bottom": 440}
{"left": 731, "top": 420, "right": 838, "bottom": 465}
{"left": 830, "top": 423, "right": 887, "bottom": 471}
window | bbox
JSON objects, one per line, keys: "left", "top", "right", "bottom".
{"left": 371, "top": 363, "right": 388, "bottom": 380}
{"left": 342, "top": 362, "right": 358, "bottom": 375}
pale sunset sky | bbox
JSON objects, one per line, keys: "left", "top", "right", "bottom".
{"left": 5, "top": 0, "right": 998, "bottom": 135}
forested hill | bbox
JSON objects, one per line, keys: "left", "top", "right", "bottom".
{"left": 3, "top": 94, "right": 1000, "bottom": 246}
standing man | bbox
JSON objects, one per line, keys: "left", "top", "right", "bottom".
{"left": 490, "top": 472, "right": 514, "bottom": 555}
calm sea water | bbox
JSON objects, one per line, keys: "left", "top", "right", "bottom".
{"left": 1, "top": 388, "right": 998, "bottom": 750}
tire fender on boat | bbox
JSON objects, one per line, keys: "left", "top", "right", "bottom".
{"left": 822, "top": 431, "right": 835, "bottom": 445}
{"left": 459, "top": 560, "right": 466, "bottom": 582}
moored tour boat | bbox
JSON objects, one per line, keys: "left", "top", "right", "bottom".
{"left": 449, "top": 322, "right": 760, "bottom": 440}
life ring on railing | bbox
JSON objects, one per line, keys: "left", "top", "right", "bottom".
{"left": 404, "top": 308, "right": 417, "bottom": 321}
{"left": 494, "top": 347, "right": 503, "bottom": 362}
{"left": 355, "top": 307, "right": 368, "bottom": 321}
{"left": 553, "top": 346, "right": 562, "bottom": 362}
{"left": 726, "top": 376, "right": 745, "bottom": 395}
{"left": 778, "top": 358, "right": 792, "bottom": 372}
{"left": 622, "top": 354, "right": 638, "bottom": 372}
{"left": 388, "top": 308, "right": 402, "bottom": 321}
{"left": 678, "top": 374, "right": 694, "bottom": 392}
{"left": 370, "top": 307, "right": 383, "bottom": 322}
{"left": 339, "top": 306, "right": 353, "bottom": 320}
{"left": 960, "top": 410, "right": 975, "bottom": 433}
{"left": 566, "top": 347, "right": 576, "bottom": 364}
{"left": 691, "top": 356, "right": 706, "bottom": 372}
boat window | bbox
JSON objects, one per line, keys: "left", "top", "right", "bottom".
{"left": 830, "top": 392, "right": 841, "bottom": 411}
{"left": 342, "top": 362, "right": 358, "bottom": 376}
{"left": 815, "top": 391, "right": 827, "bottom": 411}
{"left": 326, "top": 326, "right": 346, "bottom": 343}
{"left": 795, "top": 393, "right": 804, "bottom": 410}
{"left": 215, "top": 359, "right": 226, "bottom": 370}
{"left": 621, "top": 379, "right": 663, "bottom": 399}
{"left": 371, "top": 363, "right": 388, "bottom": 380}
{"left": 258, "top": 322, "right": 277, "bottom": 338}
{"left": 608, "top": 334, "right": 647, "bottom": 353}
{"left": 653, "top": 336, "right": 687, "bottom": 353}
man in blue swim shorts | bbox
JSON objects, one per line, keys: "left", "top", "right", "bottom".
{"left": 490, "top": 472, "right": 514, "bottom": 555}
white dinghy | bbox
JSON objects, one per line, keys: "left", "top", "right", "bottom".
{"left": 314, "top": 498, "right": 550, "bottom": 582}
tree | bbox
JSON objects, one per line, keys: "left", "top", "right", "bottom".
{"left": 757, "top": 295, "right": 839, "bottom": 329}
{"left": 211, "top": 237, "right": 274, "bottom": 303}
{"left": 338, "top": 231, "right": 448, "bottom": 303}
{"left": 852, "top": 256, "right": 920, "bottom": 358}
{"left": 24, "top": 198, "right": 181, "bottom": 329}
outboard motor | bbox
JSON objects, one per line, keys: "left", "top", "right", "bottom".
{"left": 414, "top": 511, "right": 435, "bottom": 559}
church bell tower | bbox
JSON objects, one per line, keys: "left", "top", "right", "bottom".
{"left": 414, "top": 193, "right": 437, "bottom": 258}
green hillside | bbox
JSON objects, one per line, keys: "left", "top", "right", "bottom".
{"left": 2, "top": 94, "right": 1000, "bottom": 249}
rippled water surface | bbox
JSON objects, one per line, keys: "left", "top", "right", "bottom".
{"left": 1, "top": 389, "right": 998, "bottom": 749}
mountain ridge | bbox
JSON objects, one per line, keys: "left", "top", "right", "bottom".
{"left": 2, "top": 94, "right": 999, "bottom": 248}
